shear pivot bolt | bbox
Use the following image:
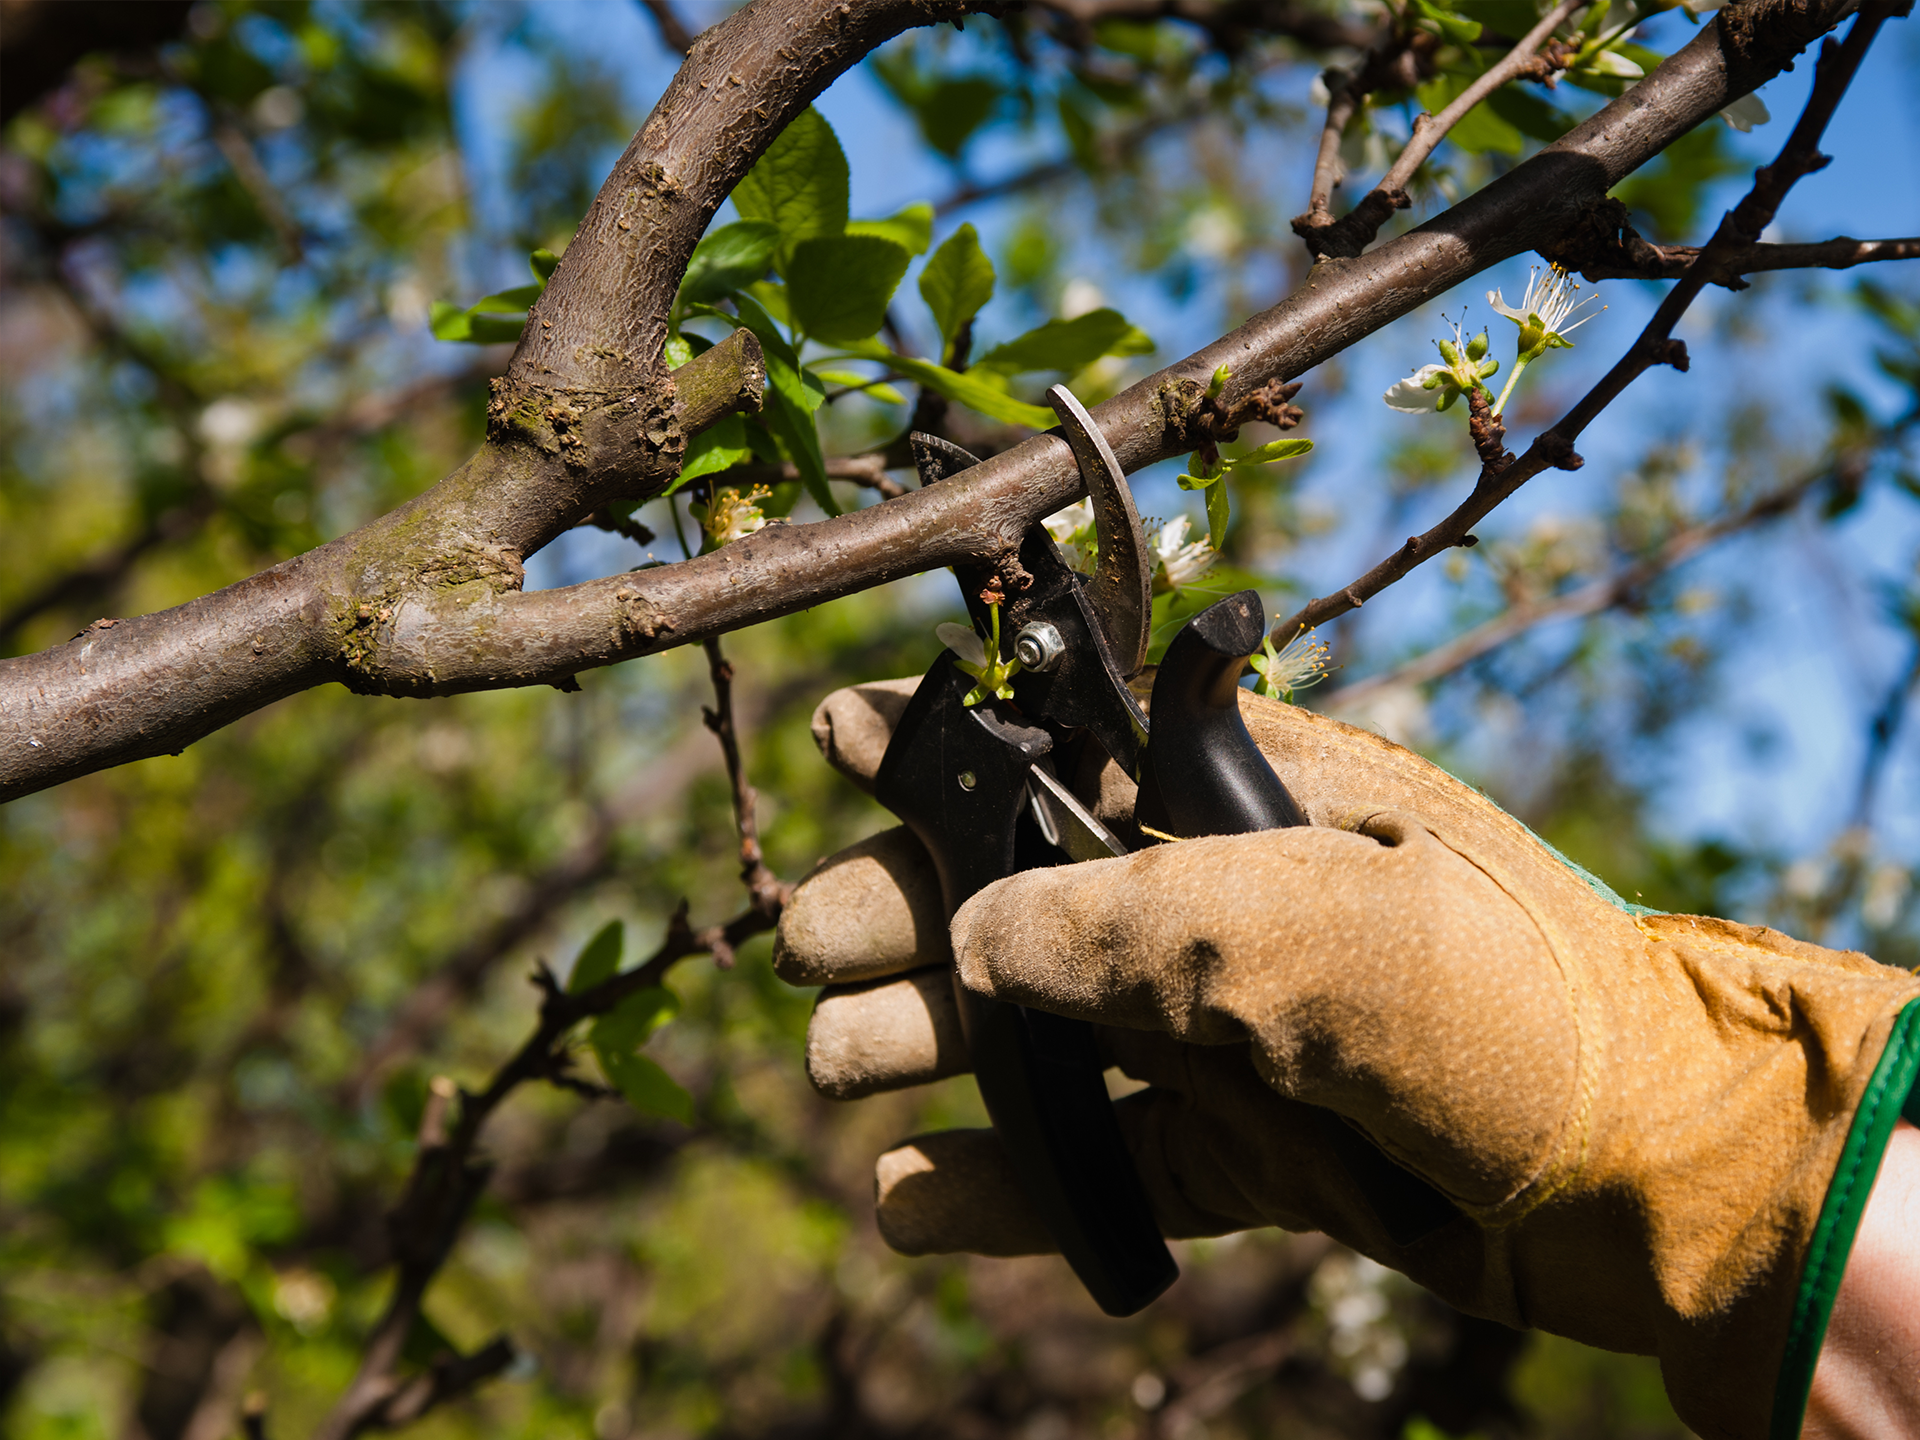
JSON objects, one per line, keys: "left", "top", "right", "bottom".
{"left": 1014, "top": 622, "right": 1066, "bottom": 672}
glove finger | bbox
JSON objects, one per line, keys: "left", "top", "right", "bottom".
{"left": 806, "top": 968, "right": 969, "bottom": 1100}
{"left": 875, "top": 1045, "right": 1330, "bottom": 1257}
{"left": 773, "top": 825, "right": 948, "bottom": 985}
{"left": 876, "top": 1129, "right": 1055, "bottom": 1256}
{"left": 948, "top": 828, "right": 1385, "bottom": 1039}
{"left": 810, "top": 677, "right": 921, "bottom": 794}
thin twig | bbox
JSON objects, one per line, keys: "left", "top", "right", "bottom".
{"left": 724, "top": 452, "right": 906, "bottom": 499}
{"left": 640, "top": 0, "right": 697, "bottom": 54}
{"left": 1558, "top": 233, "right": 1920, "bottom": 286}
{"left": 701, "top": 637, "right": 792, "bottom": 935}
{"left": 1852, "top": 644, "right": 1920, "bottom": 830}
{"left": 1274, "top": 2, "right": 1900, "bottom": 644}
{"left": 1295, "top": 29, "right": 1432, "bottom": 239}
{"left": 1295, "top": 0, "right": 1585, "bottom": 259}
{"left": 316, "top": 898, "right": 774, "bottom": 1440}
{"left": 1324, "top": 458, "right": 1853, "bottom": 709}
{"left": 209, "top": 120, "right": 305, "bottom": 262}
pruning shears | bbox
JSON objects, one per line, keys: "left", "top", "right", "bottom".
{"left": 874, "top": 385, "right": 1312, "bottom": 1316}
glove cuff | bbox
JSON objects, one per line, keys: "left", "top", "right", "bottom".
{"left": 1767, "top": 996, "right": 1920, "bottom": 1440}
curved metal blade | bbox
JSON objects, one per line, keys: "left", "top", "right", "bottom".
{"left": 1047, "top": 384, "right": 1151, "bottom": 678}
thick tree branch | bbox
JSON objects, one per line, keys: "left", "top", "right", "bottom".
{"left": 513, "top": 0, "right": 992, "bottom": 400}
{"left": 0, "top": 0, "right": 1877, "bottom": 802}
{"left": 1274, "top": 0, "right": 1903, "bottom": 643}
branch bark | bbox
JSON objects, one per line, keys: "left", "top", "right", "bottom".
{"left": 0, "top": 0, "right": 1879, "bottom": 803}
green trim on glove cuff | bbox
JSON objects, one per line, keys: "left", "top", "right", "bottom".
{"left": 1769, "top": 997, "right": 1920, "bottom": 1440}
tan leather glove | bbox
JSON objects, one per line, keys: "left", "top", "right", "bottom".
{"left": 774, "top": 679, "right": 1920, "bottom": 1440}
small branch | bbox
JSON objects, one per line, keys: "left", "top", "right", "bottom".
{"left": 1324, "top": 460, "right": 1843, "bottom": 709}
{"left": 1555, "top": 227, "right": 1920, "bottom": 286}
{"left": 701, "top": 637, "right": 791, "bottom": 937}
{"left": 1275, "top": 2, "right": 1898, "bottom": 643}
{"left": 725, "top": 453, "right": 906, "bottom": 499}
{"left": 318, "top": 898, "right": 773, "bottom": 1440}
{"left": 1852, "top": 638, "right": 1920, "bottom": 831}
{"left": 639, "top": 0, "right": 697, "bottom": 54}
{"left": 1295, "top": 0, "right": 1585, "bottom": 260}
{"left": 209, "top": 120, "right": 305, "bottom": 263}
{"left": 1295, "top": 30, "right": 1434, "bottom": 240}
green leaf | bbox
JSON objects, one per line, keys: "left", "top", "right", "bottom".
{"left": 568, "top": 919, "right": 624, "bottom": 993}
{"left": 590, "top": 985, "right": 680, "bottom": 1055}
{"left": 530, "top": 248, "right": 560, "bottom": 283}
{"left": 1451, "top": 0, "right": 1547, "bottom": 38}
{"left": 679, "top": 221, "right": 781, "bottom": 305}
{"left": 744, "top": 279, "right": 792, "bottom": 329}
{"left": 670, "top": 414, "right": 753, "bottom": 493}
{"left": 919, "top": 223, "right": 997, "bottom": 354}
{"left": 1235, "top": 437, "right": 1315, "bottom": 465}
{"left": 1057, "top": 92, "right": 1097, "bottom": 168}
{"left": 1205, "top": 481, "right": 1230, "bottom": 550}
{"left": 870, "top": 52, "right": 1000, "bottom": 158}
{"left": 429, "top": 300, "right": 473, "bottom": 342}
{"left": 598, "top": 1051, "right": 694, "bottom": 1125}
{"left": 587, "top": 983, "right": 688, "bottom": 1122}
{"left": 847, "top": 202, "right": 933, "bottom": 256}
{"left": 470, "top": 284, "right": 542, "bottom": 313}
{"left": 1416, "top": 76, "right": 1521, "bottom": 155}
{"left": 730, "top": 107, "right": 848, "bottom": 271}
{"left": 835, "top": 337, "right": 1053, "bottom": 428}
{"left": 917, "top": 77, "right": 1000, "bottom": 158}
{"left": 974, "top": 308, "right": 1152, "bottom": 375}
{"left": 723, "top": 291, "right": 838, "bottom": 515}
{"left": 786, "top": 234, "right": 912, "bottom": 344}
{"left": 1485, "top": 85, "right": 1574, "bottom": 143}
{"left": 1611, "top": 123, "right": 1743, "bottom": 241}
{"left": 811, "top": 368, "right": 907, "bottom": 405}
{"left": 663, "top": 333, "right": 694, "bottom": 368}
{"left": 1410, "top": 0, "right": 1482, "bottom": 44}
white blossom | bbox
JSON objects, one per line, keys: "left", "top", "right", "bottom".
{"left": 1044, "top": 498, "right": 1097, "bottom": 573}
{"left": 1721, "top": 93, "right": 1770, "bottom": 132}
{"left": 1383, "top": 364, "right": 1450, "bottom": 413}
{"left": 701, "top": 485, "right": 771, "bottom": 546}
{"left": 1486, "top": 265, "right": 1600, "bottom": 352}
{"left": 934, "top": 622, "right": 988, "bottom": 667}
{"left": 1153, "top": 515, "right": 1215, "bottom": 588}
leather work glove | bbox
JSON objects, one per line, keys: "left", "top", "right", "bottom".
{"left": 773, "top": 677, "right": 1920, "bottom": 1440}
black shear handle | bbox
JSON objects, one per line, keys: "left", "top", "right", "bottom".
{"left": 1135, "top": 590, "right": 1308, "bottom": 838}
{"left": 874, "top": 655, "right": 1177, "bottom": 1317}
